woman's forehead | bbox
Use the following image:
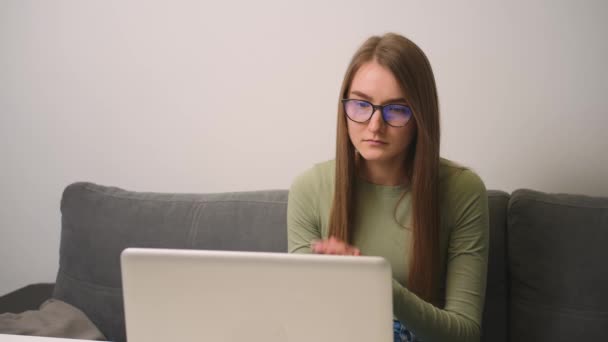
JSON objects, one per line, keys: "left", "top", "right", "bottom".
{"left": 349, "top": 61, "right": 405, "bottom": 101}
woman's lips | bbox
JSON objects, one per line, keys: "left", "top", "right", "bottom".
{"left": 363, "top": 139, "right": 387, "bottom": 146}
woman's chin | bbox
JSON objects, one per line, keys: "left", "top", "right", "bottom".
{"left": 358, "top": 151, "right": 387, "bottom": 162}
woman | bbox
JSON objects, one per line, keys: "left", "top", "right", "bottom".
{"left": 287, "top": 33, "right": 489, "bottom": 342}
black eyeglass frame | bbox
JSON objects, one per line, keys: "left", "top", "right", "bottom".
{"left": 341, "top": 99, "right": 414, "bottom": 127}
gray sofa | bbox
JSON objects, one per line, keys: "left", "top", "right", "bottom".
{"left": 2, "top": 182, "right": 607, "bottom": 341}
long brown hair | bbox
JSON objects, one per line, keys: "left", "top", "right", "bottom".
{"left": 328, "top": 33, "right": 441, "bottom": 304}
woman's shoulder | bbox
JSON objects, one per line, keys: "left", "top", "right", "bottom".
{"left": 439, "top": 158, "right": 486, "bottom": 195}
{"left": 289, "top": 160, "right": 335, "bottom": 192}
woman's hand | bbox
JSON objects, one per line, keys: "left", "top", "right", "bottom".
{"left": 311, "top": 236, "right": 361, "bottom": 256}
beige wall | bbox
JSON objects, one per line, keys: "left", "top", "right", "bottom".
{"left": 1, "top": 0, "right": 607, "bottom": 295}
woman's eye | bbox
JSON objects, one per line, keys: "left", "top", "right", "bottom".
{"left": 388, "top": 106, "right": 409, "bottom": 114}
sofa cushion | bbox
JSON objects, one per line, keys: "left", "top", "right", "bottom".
{"left": 0, "top": 283, "right": 54, "bottom": 314}
{"left": 481, "top": 190, "right": 509, "bottom": 342}
{"left": 53, "top": 182, "right": 288, "bottom": 342}
{"left": 0, "top": 299, "right": 105, "bottom": 340}
{"left": 508, "top": 189, "right": 608, "bottom": 341}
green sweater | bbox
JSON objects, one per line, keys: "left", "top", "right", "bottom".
{"left": 287, "top": 159, "right": 489, "bottom": 342}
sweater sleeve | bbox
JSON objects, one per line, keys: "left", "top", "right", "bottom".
{"left": 287, "top": 169, "right": 322, "bottom": 254}
{"left": 392, "top": 170, "right": 490, "bottom": 342}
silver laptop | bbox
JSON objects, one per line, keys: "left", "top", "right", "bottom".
{"left": 121, "top": 248, "right": 393, "bottom": 342}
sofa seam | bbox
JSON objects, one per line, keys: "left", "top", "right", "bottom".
{"left": 509, "top": 194, "right": 608, "bottom": 210}
{"left": 510, "top": 297, "right": 608, "bottom": 316}
{"left": 81, "top": 184, "right": 287, "bottom": 205}
{"left": 187, "top": 202, "right": 205, "bottom": 247}
{"left": 56, "top": 268, "right": 122, "bottom": 294}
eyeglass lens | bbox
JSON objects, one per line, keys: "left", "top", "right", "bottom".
{"left": 343, "top": 99, "right": 412, "bottom": 127}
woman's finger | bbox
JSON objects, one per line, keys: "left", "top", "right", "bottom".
{"left": 311, "top": 238, "right": 360, "bottom": 256}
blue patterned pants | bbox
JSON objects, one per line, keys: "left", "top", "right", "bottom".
{"left": 393, "top": 320, "right": 418, "bottom": 342}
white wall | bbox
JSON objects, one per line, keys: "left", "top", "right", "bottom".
{"left": 1, "top": 0, "right": 607, "bottom": 295}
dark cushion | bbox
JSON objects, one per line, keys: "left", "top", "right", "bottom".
{"left": 53, "top": 182, "right": 288, "bottom": 342}
{"left": 508, "top": 189, "right": 608, "bottom": 341}
{"left": 481, "top": 190, "right": 510, "bottom": 342}
{"left": 0, "top": 284, "right": 54, "bottom": 314}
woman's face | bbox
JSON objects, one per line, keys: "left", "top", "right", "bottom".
{"left": 346, "top": 61, "right": 417, "bottom": 168}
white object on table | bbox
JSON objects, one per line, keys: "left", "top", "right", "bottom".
{"left": 0, "top": 335, "right": 106, "bottom": 342}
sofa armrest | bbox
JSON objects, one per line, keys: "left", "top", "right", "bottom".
{"left": 0, "top": 283, "right": 55, "bottom": 314}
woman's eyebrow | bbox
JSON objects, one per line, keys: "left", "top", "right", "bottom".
{"left": 350, "top": 90, "right": 373, "bottom": 101}
{"left": 350, "top": 90, "right": 407, "bottom": 105}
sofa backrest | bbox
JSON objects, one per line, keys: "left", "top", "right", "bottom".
{"left": 507, "top": 189, "right": 608, "bottom": 341}
{"left": 54, "top": 182, "right": 510, "bottom": 342}
{"left": 482, "top": 190, "right": 510, "bottom": 342}
{"left": 54, "top": 182, "right": 288, "bottom": 342}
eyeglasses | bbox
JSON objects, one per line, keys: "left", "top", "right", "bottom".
{"left": 341, "top": 99, "right": 413, "bottom": 127}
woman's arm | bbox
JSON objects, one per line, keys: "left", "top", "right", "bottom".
{"left": 287, "top": 169, "right": 322, "bottom": 254}
{"left": 393, "top": 170, "right": 490, "bottom": 342}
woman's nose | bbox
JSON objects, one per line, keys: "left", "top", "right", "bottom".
{"left": 367, "top": 109, "right": 385, "bottom": 133}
